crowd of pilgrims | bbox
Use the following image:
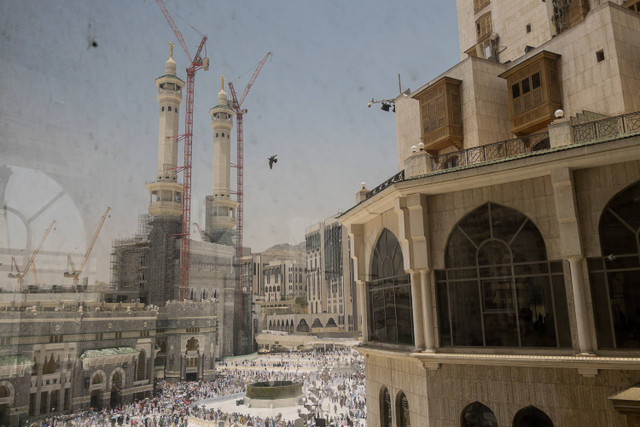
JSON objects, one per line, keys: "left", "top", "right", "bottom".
{"left": 34, "top": 347, "right": 366, "bottom": 427}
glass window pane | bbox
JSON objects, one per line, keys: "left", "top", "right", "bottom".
{"left": 607, "top": 182, "right": 640, "bottom": 232}
{"left": 450, "top": 281, "right": 483, "bottom": 346}
{"left": 512, "top": 83, "right": 520, "bottom": 99}
{"left": 521, "top": 78, "right": 530, "bottom": 93}
{"left": 458, "top": 204, "right": 491, "bottom": 247}
{"left": 482, "top": 280, "right": 514, "bottom": 311}
{"left": 370, "top": 290, "right": 386, "bottom": 342}
{"left": 552, "top": 275, "right": 572, "bottom": 348}
{"left": 446, "top": 228, "right": 476, "bottom": 268}
{"left": 436, "top": 281, "right": 451, "bottom": 346}
{"left": 477, "top": 240, "right": 511, "bottom": 266}
{"left": 600, "top": 210, "right": 637, "bottom": 256}
{"left": 490, "top": 203, "right": 526, "bottom": 242}
{"left": 516, "top": 277, "right": 557, "bottom": 347}
{"left": 510, "top": 220, "right": 547, "bottom": 262}
{"left": 531, "top": 72, "right": 541, "bottom": 89}
{"left": 610, "top": 270, "right": 640, "bottom": 348}
{"left": 588, "top": 271, "right": 614, "bottom": 349}
{"left": 484, "top": 312, "right": 518, "bottom": 346}
{"left": 395, "top": 286, "right": 414, "bottom": 344}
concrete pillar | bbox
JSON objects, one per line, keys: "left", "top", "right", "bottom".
{"left": 551, "top": 167, "right": 594, "bottom": 354}
{"left": 568, "top": 257, "right": 593, "bottom": 354}
{"left": 420, "top": 269, "right": 436, "bottom": 351}
{"left": 357, "top": 280, "right": 368, "bottom": 342}
{"left": 410, "top": 272, "right": 425, "bottom": 349}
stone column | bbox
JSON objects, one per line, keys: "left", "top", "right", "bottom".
{"left": 410, "top": 272, "right": 425, "bottom": 349}
{"left": 357, "top": 280, "right": 368, "bottom": 342}
{"left": 551, "top": 167, "right": 594, "bottom": 354}
{"left": 420, "top": 269, "right": 436, "bottom": 351}
{"left": 568, "top": 257, "right": 593, "bottom": 354}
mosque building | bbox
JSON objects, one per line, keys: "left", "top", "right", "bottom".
{"left": 339, "top": 1, "right": 640, "bottom": 425}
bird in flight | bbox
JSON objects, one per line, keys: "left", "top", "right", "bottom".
{"left": 268, "top": 154, "right": 278, "bottom": 169}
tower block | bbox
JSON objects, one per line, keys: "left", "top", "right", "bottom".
{"left": 146, "top": 44, "right": 185, "bottom": 218}
{"left": 205, "top": 78, "right": 238, "bottom": 246}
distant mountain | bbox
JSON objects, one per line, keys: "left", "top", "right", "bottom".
{"left": 261, "top": 242, "right": 305, "bottom": 260}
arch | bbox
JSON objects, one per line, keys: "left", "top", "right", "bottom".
{"left": 379, "top": 386, "right": 392, "bottom": 427}
{"left": 297, "top": 319, "right": 310, "bottom": 333}
{"left": 0, "top": 381, "right": 14, "bottom": 401}
{"left": 396, "top": 391, "right": 410, "bottom": 427}
{"left": 436, "top": 202, "right": 571, "bottom": 348}
{"left": 589, "top": 180, "right": 640, "bottom": 349}
{"left": 186, "top": 337, "right": 199, "bottom": 352}
{"left": 368, "top": 228, "right": 413, "bottom": 345}
{"left": 326, "top": 318, "right": 337, "bottom": 327}
{"left": 513, "top": 406, "right": 554, "bottom": 427}
{"left": 91, "top": 370, "right": 107, "bottom": 389}
{"left": 136, "top": 350, "right": 147, "bottom": 381}
{"left": 460, "top": 401, "right": 498, "bottom": 427}
{"left": 109, "top": 367, "right": 125, "bottom": 389}
{"left": 312, "top": 318, "right": 323, "bottom": 328}
{"left": 42, "top": 354, "right": 58, "bottom": 375}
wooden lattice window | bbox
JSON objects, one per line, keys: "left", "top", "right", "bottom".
{"left": 474, "top": 0, "right": 490, "bottom": 14}
{"left": 499, "top": 51, "right": 562, "bottom": 135}
{"left": 413, "top": 77, "right": 463, "bottom": 152}
{"left": 476, "top": 12, "right": 492, "bottom": 42}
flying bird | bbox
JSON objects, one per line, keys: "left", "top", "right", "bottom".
{"left": 268, "top": 154, "right": 278, "bottom": 169}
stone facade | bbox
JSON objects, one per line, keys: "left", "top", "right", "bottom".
{"left": 339, "top": 1, "right": 640, "bottom": 425}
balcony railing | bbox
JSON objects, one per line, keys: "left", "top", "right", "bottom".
{"left": 366, "top": 170, "right": 405, "bottom": 199}
{"left": 431, "top": 132, "right": 549, "bottom": 171}
{"left": 573, "top": 111, "right": 640, "bottom": 144}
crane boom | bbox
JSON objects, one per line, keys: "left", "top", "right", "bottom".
{"left": 154, "top": 0, "right": 193, "bottom": 63}
{"left": 228, "top": 52, "right": 271, "bottom": 354}
{"left": 7, "top": 220, "right": 55, "bottom": 290}
{"left": 64, "top": 207, "right": 110, "bottom": 285}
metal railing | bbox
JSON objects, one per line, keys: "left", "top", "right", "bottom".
{"left": 366, "top": 170, "right": 405, "bottom": 199}
{"left": 431, "top": 132, "right": 549, "bottom": 171}
{"left": 573, "top": 111, "right": 640, "bottom": 144}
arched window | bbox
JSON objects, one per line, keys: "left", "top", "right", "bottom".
{"left": 396, "top": 391, "right": 410, "bottom": 427}
{"left": 136, "top": 350, "right": 146, "bottom": 381}
{"left": 513, "top": 406, "right": 554, "bottom": 426}
{"left": 91, "top": 373, "right": 103, "bottom": 385}
{"left": 0, "top": 384, "right": 9, "bottom": 398}
{"left": 588, "top": 181, "right": 640, "bottom": 349}
{"left": 461, "top": 402, "right": 498, "bottom": 427}
{"left": 186, "top": 337, "right": 198, "bottom": 351}
{"left": 380, "top": 387, "right": 392, "bottom": 427}
{"left": 43, "top": 354, "right": 57, "bottom": 374}
{"left": 368, "top": 229, "right": 413, "bottom": 345}
{"left": 436, "top": 203, "right": 571, "bottom": 347}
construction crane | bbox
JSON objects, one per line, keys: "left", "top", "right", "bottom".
{"left": 228, "top": 52, "right": 271, "bottom": 267}
{"left": 155, "top": 0, "right": 209, "bottom": 301}
{"left": 228, "top": 51, "right": 271, "bottom": 353}
{"left": 64, "top": 206, "right": 111, "bottom": 286}
{"left": 8, "top": 220, "right": 55, "bottom": 291}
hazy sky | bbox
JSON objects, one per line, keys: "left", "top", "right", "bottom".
{"left": 0, "top": 0, "right": 460, "bottom": 284}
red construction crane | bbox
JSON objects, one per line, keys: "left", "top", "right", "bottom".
{"left": 228, "top": 52, "right": 271, "bottom": 268}
{"left": 228, "top": 51, "right": 271, "bottom": 353}
{"left": 155, "top": 0, "right": 209, "bottom": 301}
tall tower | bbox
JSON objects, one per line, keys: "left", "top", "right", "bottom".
{"left": 143, "top": 45, "right": 184, "bottom": 306}
{"left": 146, "top": 44, "right": 184, "bottom": 218}
{"left": 205, "top": 77, "right": 238, "bottom": 246}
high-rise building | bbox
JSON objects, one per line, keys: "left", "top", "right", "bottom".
{"left": 340, "top": 1, "right": 640, "bottom": 426}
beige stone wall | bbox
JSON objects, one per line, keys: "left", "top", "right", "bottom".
{"left": 394, "top": 94, "right": 420, "bottom": 172}
{"left": 425, "top": 364, "right": 640, "bottom": 427}
{"left": 364, "top": 353, "right": 428, "bottom": 427}
{"left": 426, "top": 175, "right": 560, "bottom": 270}
{"left": 456, "top": 0, "right": 551, "bottom": 63}
{"left": 575, "top": 160, "right": 640, "bottom": 257}
{"left": 532, "top": 3, "right": 640, "bottom": 118}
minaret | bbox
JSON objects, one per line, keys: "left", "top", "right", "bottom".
{"left": 205, "top": 77, "right": 238, "bottom": 245}
{"left": 146, "top": 44, "right": 185, "bottom": 218}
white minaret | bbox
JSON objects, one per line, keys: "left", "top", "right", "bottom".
{"left": 146, "top": 44, "right": 185, "bottom": 218}
{"left": 204, "top": 77, "right": 238, "bottom": 245}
